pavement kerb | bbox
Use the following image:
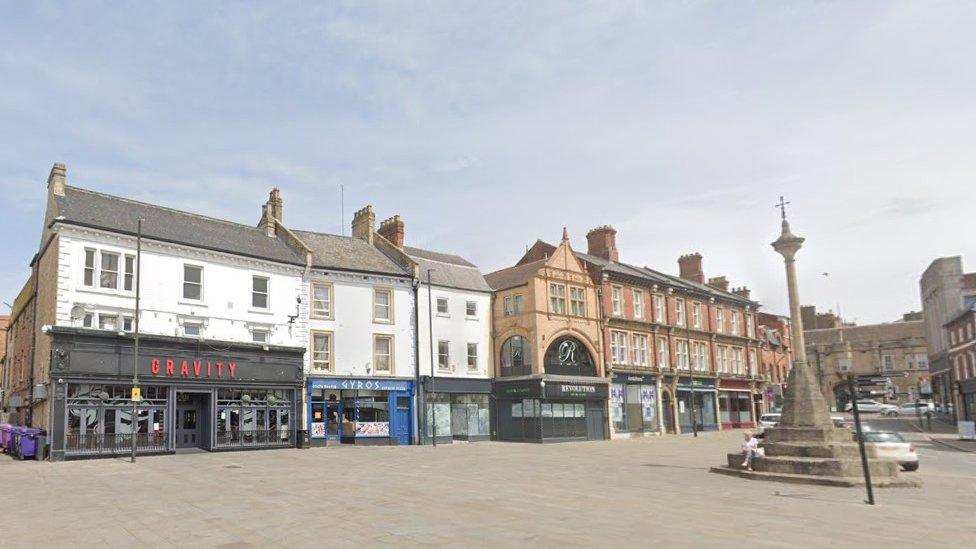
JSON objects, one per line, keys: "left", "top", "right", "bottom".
{"left": 907, "top": 421, "right": 975, "bottom": 453}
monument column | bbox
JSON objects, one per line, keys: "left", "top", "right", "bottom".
{"left": 771, "top": 197, "right": 831, "bottom": 428}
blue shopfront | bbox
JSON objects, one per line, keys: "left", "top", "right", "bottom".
{"left": 307, "top": 378, "right": 414, "bottom": 446}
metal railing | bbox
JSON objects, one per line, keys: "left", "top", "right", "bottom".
{"left": 215, "top": 429, "right": 294, "bottom": 448}
{"left": 65, "top": 432, "right": 168, "bottom": 456}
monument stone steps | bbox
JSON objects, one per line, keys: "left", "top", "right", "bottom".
{"left": 724, "top": 453, "right": 900, "bottom": 477}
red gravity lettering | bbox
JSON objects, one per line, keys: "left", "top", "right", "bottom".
{"left": 151, "top": 359, "right": 160, "bottom": 375}
{"left": 165, "top": 359, "right": 175, "bottom": 376}
{"left": 149, "top": 357, "right": 239, "bottom": 378}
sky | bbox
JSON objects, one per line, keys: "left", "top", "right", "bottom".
{"left": 1, "top": 1, "right": 974, "bottom": 324}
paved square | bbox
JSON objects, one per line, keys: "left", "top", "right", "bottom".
{"left": 2, "top": 429, "right": 972, "bottom": 547}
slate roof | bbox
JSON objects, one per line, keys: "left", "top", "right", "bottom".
{"left": 485, "top": 259, "right": 546, "bottom": 291}
{"left": 292, "top": 230, "right": 409, "bottom": 276}
{"left": 405, "top": 246, "right": 490, "bottom": 292}
{"left": 56, "top": 186, "right": 306, "bottom": 265}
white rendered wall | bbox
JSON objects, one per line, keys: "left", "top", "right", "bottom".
{"left": 55, "top": 226, "right": 307, "bottom": 349}
{"left": 416, "top": 285, "right": 491, "bottom": 379}
{"left": 304, "top": 270, "right": 416, "bottom": 379}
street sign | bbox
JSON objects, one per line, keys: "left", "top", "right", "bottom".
{"left": 131, "top": 387, "right": 142, "bottom": 402}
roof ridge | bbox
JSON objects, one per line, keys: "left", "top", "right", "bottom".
{"left": 65, "top": 185, "right": 266, "bottom": 233}
{"left": 487, "top": 258, "right": 545, "bottom": 275}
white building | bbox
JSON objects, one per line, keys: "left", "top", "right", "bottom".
{"left": 406, "top": 241, "right": 492, "bottom": 443}
{"left": 11, "top": 164, "right": 307, "bottom": 460}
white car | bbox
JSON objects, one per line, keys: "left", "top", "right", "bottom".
{"left": 860, "top": 431, "right": 919, "bottom": 471}
{"left": 881, "top": 402, "right": 934, "bottom": 417}
{"left": 845, "top": 400, "right": 897, "bottom": 414}
{"left": 755, "top": 413, "right": 781, "bottom": 436}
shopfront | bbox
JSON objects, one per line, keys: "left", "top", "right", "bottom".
{"left": 493, "top": 377, "right": 609, "bottom": 443}
{"left": 960, "top": 378, "right": 976, "bottom": 421}
{"left": 717, "top": 379, "right": 756, "bottom": 430}
{"left": 610, "top": 373, "right": 659, "bottom": 437}
{"left": 47, "top": 328, "right": 304, "bottom": 461}
{"left": 421, "top": 377, "right": 491, "bottom": 444}
{"left": 307, "top": 377, "right": 414, "bottom": 446}
{"left": 676, "top": 377, "right": 718, "bottom": 433}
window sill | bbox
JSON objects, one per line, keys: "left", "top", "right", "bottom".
{"left": 310, "top": 314, "right": 334, "bottom": 321}
{"left": 76, "top": 286, "right": 135, "bottom": 298}
{"left": 465, "top": 316, "right": 479, "bottom": 321}
{"left": 248, "top": 308, "right": 274, "bottom": 315}
{"left": 178, "top": 299, "right": 207, "bottom": 307}
{"left": 436, "top": 313, "right": 451, "bottom": 318}
{"left": 372, "top": 319, "right": 394, "bottom": 325}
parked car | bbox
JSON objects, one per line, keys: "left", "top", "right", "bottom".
{"left": 844, "top": 400, "right": 897, "bottom": 414}
{"left": 858, "top": 431, "right": 919, "bottom": 471}
{"left": 755, "top": 413, "right": 781, "bottom": 437}
{"left": 831, "top": 416, "right": 850, "bottom": 429}
{"left": 882, "top": 402, "right": 934, "bottom": 417}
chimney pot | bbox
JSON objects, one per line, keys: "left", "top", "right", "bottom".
{"left": 732, "top": 286, "right": 752, "bottom": 299}
{"left": 586, "top": 225, "right": 618, "bottom": 262}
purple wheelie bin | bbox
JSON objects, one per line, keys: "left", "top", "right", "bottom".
{"left": 16, "top": 427, "right": 45, "bottom": 460}
{"left": 0, "top": 424, "right": 12, "bottom": 454}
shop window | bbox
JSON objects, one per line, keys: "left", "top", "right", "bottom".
{"left": 182, "top": 264, "right": 203, "bottom": 301}
{"left": 251, "top": 276, "right": 270, "bottom": 309}
{"left": 500, "top": 335, "right": 532, "bottom": 377}
{"left": 311, "top": 282, "right": 333, "bottom": 318}
{"left": 373, "top": 335, "right": 394, "bottom": 374}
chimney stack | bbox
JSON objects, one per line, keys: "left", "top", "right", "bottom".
{"left": 48, "top": 162, "right": 66, "bottom": 197}
{"left": 678, "top": 253, "right": 704, "bottom": 284}
{"left": 378, "top": 215, "right": 405, "bottom": 248}
{"left": 352, "top": 205, "right": 376, "bottom": 244}
{"left": 732, "top": 286, "right": 751, "bottom": 299}
{"left": 586, "top": 225, "right": 618, "bottom": 262}
{"left": 268, "top": 188, "right": 283, "bottom": 223}
{"left": 707, "top": 276, "right": 730, "bottom": 292}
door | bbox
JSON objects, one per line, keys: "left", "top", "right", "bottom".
{"left": 175, "top": 393, "right": 205, "bottom": 449}
{"left": 393, "top": 395, "right": 411, "bottom": 446}
{"left": 585, "top": 403, "right": 606, "bottom": 440}
{"left": 662, "top": 391, "right": 674, "bottom": 434}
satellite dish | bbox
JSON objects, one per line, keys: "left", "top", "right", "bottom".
{"left": 70, "top": 304, "right": 86, "bottom": 321}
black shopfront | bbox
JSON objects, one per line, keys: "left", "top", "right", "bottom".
{"left": 46, "top": 327, "right": 304, "bottom": 461}
{"left": 493, "top": 334, "right": 609, "bottom": 442}
{"left": 493, "top": 378, "right": 609, "bottom": 442}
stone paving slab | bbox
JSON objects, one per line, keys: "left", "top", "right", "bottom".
{"left": 1, "top": 430, "right": 973, "bottom": 547}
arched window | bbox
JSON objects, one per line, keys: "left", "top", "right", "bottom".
{"left": 500, "top": 336, "right": 532, "bottom": 377}
{"left": 544, "top": 336, "right": 596, "bottom": 376}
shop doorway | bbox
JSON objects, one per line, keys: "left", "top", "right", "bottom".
{"left": 175, "top": 392, "right": 209, "bottom": 450}
{"left": 585, "top": 404, "right": 607, "bottom": 440}
{"left": 662, "top": 390, "right": 675, "bottom": 434}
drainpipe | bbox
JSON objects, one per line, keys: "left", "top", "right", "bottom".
{"left": 596, "top": 274, "right": 610, "bottom": 439}
{"left": 26, "top": 256, "right": 39, "bottom": 428}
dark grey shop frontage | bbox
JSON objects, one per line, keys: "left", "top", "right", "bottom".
{"left": 421, "top": 376, "right": 492, "bottom": 444}
{"left": 493, "top": 377, "right": 609, "bottom": 442}
{"left": 46, "top": 327, "right": 304, "bottom": 461}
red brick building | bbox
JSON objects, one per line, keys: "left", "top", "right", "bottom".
{"left": 519, "top": 226, "right": 765, "bottom": 436}
{"left": 946, "top": 304, "right": 976, "bottom": 420}
{"left": 756, "top": 312, "right": 793, "bottom": 412}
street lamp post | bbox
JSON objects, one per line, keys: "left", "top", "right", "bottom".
{"left": 427, "top": 268, "right": 437, "bottom": 447}
{"left": 130, "top": 218, "right": 143, "bottom": 463}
